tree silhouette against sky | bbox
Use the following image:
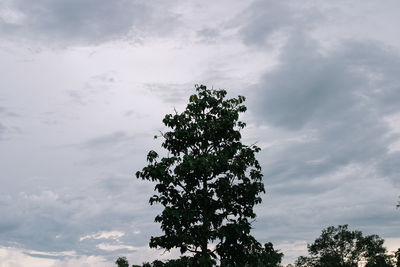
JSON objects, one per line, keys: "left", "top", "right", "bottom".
{"left": 136, "top": 85, "right": 270, "bottom": 266}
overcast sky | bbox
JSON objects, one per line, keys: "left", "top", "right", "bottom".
{"left": 1, "top": 0, "right": 400, "bottom": 266}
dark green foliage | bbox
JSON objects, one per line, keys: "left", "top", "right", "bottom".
{"left": 116, "top": 256, "right": 129, "bottom": 267}
{"left": 150, "top": 256, "right": 205, "bottom": 267}
{"left": 395, "top": 248, "right": 400, "bottom": 267}
{"left": 219, "top": 241, "right": 283, "bottom": 267}
{"left": 295, "top": 225, "right": 394, "bottom": 267}
{"left": 300, "top": 224, "right": 363, "bottom": 267}
{"left": 141, "top": 257, "right": 201, "bottom": 267}
{"left": 139, "top": 247, "right": 282, "bottom": 267}
{"left": 363, "top": 234, "right": 393, "bottom": 267}
{"left": 256, "top": 242, "right": 284, "bottom": 267}
{"left": 136, "top": 85, "right": 266, "bottom": 266}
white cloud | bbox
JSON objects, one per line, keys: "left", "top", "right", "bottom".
{"left": 274, "top": 241, "right": 308, "bottom": 265}
{"left": 80, "top": 231, "right": 125, "bottom": 241}
{"left": 0, "top": 247, "right": 110, "bottom": 267}
{"left": 20, "top": 190, "right": 59, "bottom": 202}
{"left": 96, "top": 243, "right": 136, "bottom": 252}
{"left": 0, "top": 247, "right": 55, "bottom": 267}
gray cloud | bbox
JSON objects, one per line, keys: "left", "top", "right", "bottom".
{"left": 81, "top": 131, "right": 133, "bottom": 150}
{"left": 144, "top": 82, "right": 195, "bottom": 104}
{"left": 0, "top": 105, "right": 19, "bottom": 140}
{"left": 196, "top": 27, "right": 221, "bottom": 44}
{"left": 0, "top": 178, "right": 157, "bottom": 259}
{"left": 231, "top": 0, "right": 323, "bottom": 46}
{"left": 242, "top": 24, "right": 400, "bottom": 263}
{"left": 251, "top": 32, "right": 400, "bottom": 183}
{"left": 77, "top": 131, "right": 141, "bottom": 166}
{"left": 229, "top": 3, "right": 400, "bottom": 261}
{"left": 234, "top": 1, "right": 294, "bottom": 46}
{"left": 68, "top": 72, "right": 118, "bottom": 105}
{"left": 0, "top": 0, "right": 180, "bottom": 45}
{"left": 378, "top": 152, "right": 400, "bottom": 186}
{"left": 0, "top": 122, "right": 5, "bottom": 139}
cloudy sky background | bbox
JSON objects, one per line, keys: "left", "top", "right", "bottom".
{"left": 1, "top": 0, "right": 400, "bottom": 265}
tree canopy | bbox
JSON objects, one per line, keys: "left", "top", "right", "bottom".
{"left": 295, "top": 224, "right": 393, "bottom": 267}
{"left": 136, "top": 85, "right": 269, "bottom": 266}
{"left": 116, "top": 256, "right": 130, "bottom": 267}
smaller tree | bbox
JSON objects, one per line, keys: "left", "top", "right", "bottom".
{"left": 254, "top": 242, "right": 284, "bottom": 267}
{"left": 363, "top": 234, "right": 392, "bottom": 267}
{"left": 295, "top": 225, "right": 393, "bottom": 267}
{"left": 116, "top": 257, "right": 129, "bottom": 267}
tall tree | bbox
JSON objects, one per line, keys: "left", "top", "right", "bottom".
{"left": 295, "top": 225, "right": 393, "bottom": 267}
{"left": 136, "top": 85, "right": 266, "bottom": 266}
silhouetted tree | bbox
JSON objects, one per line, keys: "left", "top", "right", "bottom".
{"left": 252, "top": 242, "right": 284, "bottom": 267}
{"left": 133, "top": 246, "right": 283, "bottom": 267}
{"left": 116, "top": 256, "right": 129, "bottom": 267}
{"left": 136, "top": 85, "right": 266, "bottom": 266}
{"left": 395, "top": 248, "right": 400, "bottom": 267}
{"left": 295, "top": 225, "right": 393, "bottom": 267}
{"left": 363, "top": 234, "right": 392, "bottom": 267}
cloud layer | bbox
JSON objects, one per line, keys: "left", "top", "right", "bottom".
{"left": 0, "top": 0, "right": 180, "bottom": 45}
{"left": 0, "top": 0, "right": 399, "bottom": 265}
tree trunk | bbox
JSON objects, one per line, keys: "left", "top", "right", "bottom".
{"left": 201, "top": 175, "right": 209, "bottom": 265}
